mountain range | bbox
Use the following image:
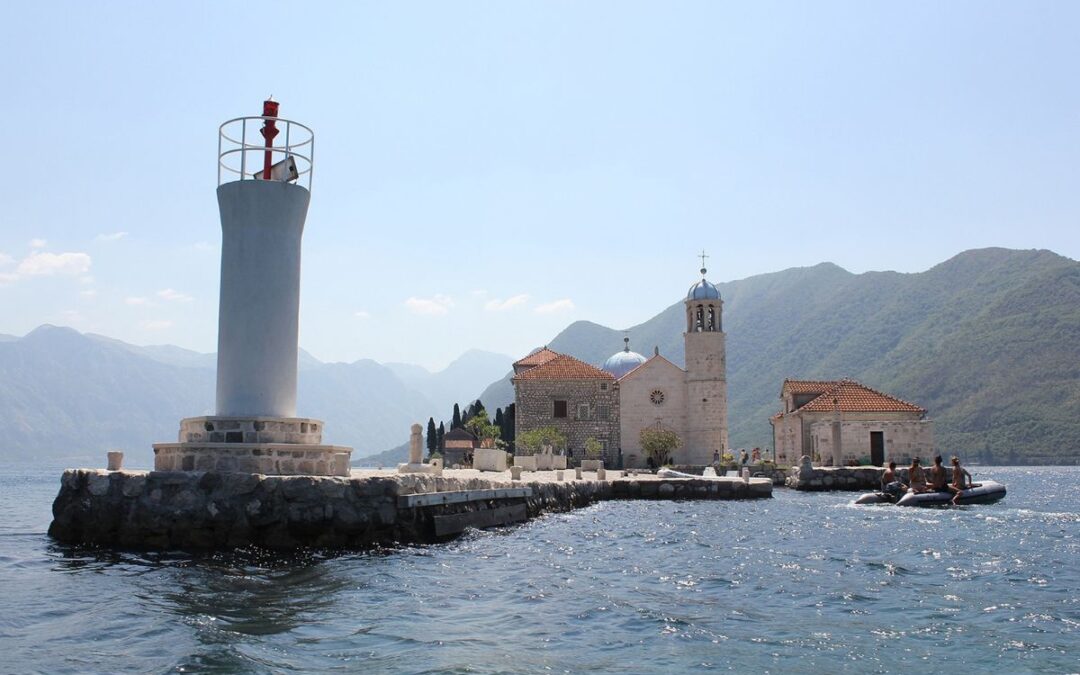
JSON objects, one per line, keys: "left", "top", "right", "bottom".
{"left": 0, "top": 327, "right": 511, "bottom": 467}
{"left": 478, "top": 248, "right": 1080, "bottom": 464}
{"left": 3, "top": 247, "right": 1076, "bottom": 468}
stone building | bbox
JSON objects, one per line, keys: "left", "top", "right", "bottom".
{"left": 514, "top": 264, "right": 729, "bottom": 468}
{"left": 511, "top": 353, "right": 621, "bottom": 464}
{"left": 770, "top": 379, "right": 934, "bottom": 466}
{"left": 442, "top": 427, "right": 477, "bottom": 468}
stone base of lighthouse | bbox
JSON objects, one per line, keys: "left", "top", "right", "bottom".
{"left": 153, "top": 416, "right": 352, "bottom": 476}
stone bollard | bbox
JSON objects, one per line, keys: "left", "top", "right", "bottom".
{"left": 741, "top": 467, "right": 750, "bottom": 483}
{"left": 556, "top": 470, "right": 564, "bottom": 481}
{"left": 510, "top": 465, "right": 522, "bottom": 481}
{"left": 597, "top": 467, "right": 606, "bottom": 481}
{"left": 575, "top": 467, "right": 582, "bottom": 480}
{"left": 107, "top": 450, "right": 124, "bottom": 471}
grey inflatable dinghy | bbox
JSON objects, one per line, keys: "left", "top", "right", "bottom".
{"left": 854, "top": 481, "right": 1007, "bottom": 506}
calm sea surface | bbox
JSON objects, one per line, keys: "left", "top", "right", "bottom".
{"left": 1, "top": 466, "right": 1077, "bottom": 674}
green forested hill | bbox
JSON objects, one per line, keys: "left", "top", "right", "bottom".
{"left": 479, "top": 248, "right": 1080, "bottom": 464}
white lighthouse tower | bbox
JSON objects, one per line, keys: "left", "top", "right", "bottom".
{"left": 153, "top": 101, "right": 352, "bottom": 476}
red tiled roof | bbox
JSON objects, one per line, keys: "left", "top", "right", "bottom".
{"left": 793, "top": 379, "right": 926, "bottom": 414}
{"left": 781, "top": 379, "right": 837, "bottom": 396}
{"left": 512, "top": 354, "right": 614, "bottom": 381}
{"left": 513, "top": 347, "right": 560, "bottom": 368}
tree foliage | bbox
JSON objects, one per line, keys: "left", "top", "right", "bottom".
{"left": 516, "top": 426, "right": 568, "bottom": 456}
{"left": 426, "top": 417, "right": 437, "bottom": 454}
{"left": 640, "top": 427, "right": 682, "bottom": 466}
{"left": 584, "top": 437, "right": 603, "bottom": 460}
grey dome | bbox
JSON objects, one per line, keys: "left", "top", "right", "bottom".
{"left": 687, "top": 268, "right": 721, "bottom": 300}
{"left": 603, "top": 338, "right": 647, "bottom": 379}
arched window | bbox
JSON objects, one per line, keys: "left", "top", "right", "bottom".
{"left": 707, "top": 306, "right": 715, "bottom": 331}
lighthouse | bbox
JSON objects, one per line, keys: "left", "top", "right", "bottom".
{"left": 153, "top": 101, "right": 352, "bottom": 476}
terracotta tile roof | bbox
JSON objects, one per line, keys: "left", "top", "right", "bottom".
{"left": 513, "top": 347, "right": 561, "bottom": 368}
{"left": 781, "top": 379, "right": 837, "bottom": 396}
{"left": 793, "top": 379, "right": 926, "bottom": 414}
{"left": 512, "top": 354, "right": 615, "bottom": 381}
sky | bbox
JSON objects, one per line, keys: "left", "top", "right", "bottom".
{"left": 0, "top": 1, "right": 1077, "bottom": 370}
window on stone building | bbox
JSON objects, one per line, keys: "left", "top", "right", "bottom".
{"left": 598, "top": 404, "right": 610, "bottom": 420}
{"left": 577, "top": 403, "right": 590, "bottom": 420}
{"left": 600, "top": 383, "right": 608, "bottom": 391}
{"left": 553, "top": 400, "right": 567, "bottom": 418}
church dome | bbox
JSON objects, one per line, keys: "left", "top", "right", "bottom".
{"left": 603, "top": 338, "right": 647, "bottom": 379}
{"left": 687, "top": 268, "right": 721, "bottom": 300}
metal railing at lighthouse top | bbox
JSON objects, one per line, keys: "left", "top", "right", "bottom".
{"left": 217, "top": 115, "right": 315, "bottom": 191}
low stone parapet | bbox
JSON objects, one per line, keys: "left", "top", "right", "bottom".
{"left": 786, "top": 465, "right": 884, "bottom": 491}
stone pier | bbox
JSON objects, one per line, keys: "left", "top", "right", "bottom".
{"left": 48, "top": 468, "right": 772, "bottom": 551}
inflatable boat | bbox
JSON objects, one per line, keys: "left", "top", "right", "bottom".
{"left": 897, "top": 481, "right": 1006, "bottom": 507}
{"left": 854, "top": 481, "right": 1007, "bottom": 507}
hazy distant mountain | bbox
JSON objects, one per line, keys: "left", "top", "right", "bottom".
{"left": 385, "top": 350, "right": 512, "bottom": 417}
{"left": 479, "top": 248, "right": 1080, "bottom": 464}
{"left": 0, "top": 328, "right": 506, "bottom": 467}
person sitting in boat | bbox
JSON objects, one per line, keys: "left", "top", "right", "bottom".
{"left": 929, "top": 455, "right": 949, "bottom": 492}
{"left": 881, "top": 461, "right": 905, "bottom": 499}
{"left": 949, "top": 456, "right": 973, "bottom": 505}
{"left": 908, "top": 458, "right": 929, "bottom": 493}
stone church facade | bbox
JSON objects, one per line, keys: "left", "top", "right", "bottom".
{"left": 514, "top": 267, "right": 729, "bottom": 468}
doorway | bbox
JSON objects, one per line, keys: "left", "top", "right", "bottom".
{"left": 870, "top": 431, "right": 884, "bottom": 466}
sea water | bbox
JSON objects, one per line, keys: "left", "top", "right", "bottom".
{"left": 1, "top": 466, "right": 1076, "bottom": 673}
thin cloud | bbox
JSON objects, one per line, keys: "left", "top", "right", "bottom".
{"left": 79, "top": 289, "right": 98, "bottom": 299}
{"left": 140, "top": 319, "right": 173, "bottom": 331}
{"left": 15, "top": 251, "right": 92, "bottom": 278}
{"left": 354, "top": 310, "right": 371, "bottom": 319}
{"left": 485, "top": 294, "right": 530, "bottom": 312}
{"left": 405, "top": 294, "right": 454, "bottom": 316}
{"left": 0, "top": 252, "right": 13, "bottom": 267}
{"left": 535, "top": 299, "right": 575, "bottom": 314}
{"left": 96, "top": 231, "right": 128, "bottom": 242}
{"left": 125, "top": 296, "right": 153, "bottom": 306}
{"left": 28, "top": 238, "right": 47, "bottom": 249}
{"left": 157, "top": 288, "right": 193, "bottom": 302}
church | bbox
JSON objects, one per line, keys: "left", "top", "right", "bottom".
{"left": 512, "top": 265, "right": 729, "bottom": 468}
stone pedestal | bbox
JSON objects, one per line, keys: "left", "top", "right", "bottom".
{"left": 514, "top": 455, "right": 537, "bottom": 471}
{"left": 107, "top": 451, "right": 123, "bottom": 471}
{"left": 154, "top": 416, "right": 351, "bottom": 476}
{"left": 474, "top": 447, "right": 509, "bottom": 472}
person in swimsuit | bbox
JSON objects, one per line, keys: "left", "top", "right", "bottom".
{"left": 908, "top": 458, "right": 928, "bottom": 493}
{"left": 881, "top": 461, "right": 904, "bottom": 499}
{"left": 929, "top": 455, "right": 948, "bottom": 492}
{"left": 949, "top": 456, "right": 972, "bottom": 505}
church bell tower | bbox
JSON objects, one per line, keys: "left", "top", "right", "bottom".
{"left": 683, "top": 254, "right": 729, "bottom": 462}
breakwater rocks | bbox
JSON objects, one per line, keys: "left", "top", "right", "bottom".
{"left": 786, "top": 464, "right": 884, "bottom": 491}
{"left": 49, "top": 469, "right": 772, "bottom": 551}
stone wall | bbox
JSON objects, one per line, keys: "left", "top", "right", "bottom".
{"left": 808, "top": 418, "right": 935, "bottom": 465}
{"left": 514, "top": 378, "right": 620, "bottom": 464}
{"left": 619, "top": 358, "right": 688, "bottom": 468}
{"left": 48, "top": 469, "right": 771, "bottom": 551}
{"left": 774, "top": 411, "right": 933, "bottom": 466}
{"left": 48, "top": 469, "right": 613, "bottom": 550}
{"left": 786, "top": 465, "right": 885, "bottom": 491}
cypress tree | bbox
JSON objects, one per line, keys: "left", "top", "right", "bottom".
{"left": 437, "top": 421, "right": 446, "bottom": 450}
{"left": 426, "top": 417, "right": 437, "bottom": 455}
{"left": 503, "top": 403, "right": 516, "bottom": 448}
